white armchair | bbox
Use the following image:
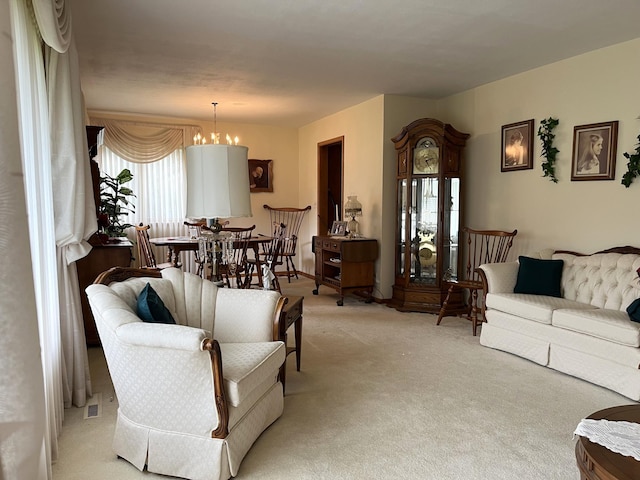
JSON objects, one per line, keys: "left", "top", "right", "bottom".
{"left": 85, "top": 267, "right": 286, "bottom": 480}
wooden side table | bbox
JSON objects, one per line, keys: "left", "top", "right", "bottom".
{"left": 279, "top": 295, "right": 303, "bottom": 392}
{"left": 575, "top": 404, "right": 640, "bottom": 480}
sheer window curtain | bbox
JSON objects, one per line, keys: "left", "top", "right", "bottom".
{"left": 98, "top": 145, "right": 188, "bottom": 241}
{"left": 2, "top": 2, "right": 48, "bottom": 479}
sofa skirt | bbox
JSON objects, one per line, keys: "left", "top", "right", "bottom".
{"left": 481, "top": 312, "right": 640, "bottom": 401}
{"left": 550, "top": 345, "right": 640, "bottom": 401}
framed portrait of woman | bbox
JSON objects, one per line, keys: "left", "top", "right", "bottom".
{"left": 571, "top": 121, "right": 618, "bottom": 181}
{"left": 501, "top": 119, "right": 534, "bottom": 172}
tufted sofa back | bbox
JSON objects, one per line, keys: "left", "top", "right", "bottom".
{"left": 553, "top": 252, "right": 640, "bottom": 311}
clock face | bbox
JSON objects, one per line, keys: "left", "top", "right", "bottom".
{"left": 413, "top": 146, "right": 439, "bottom": 174}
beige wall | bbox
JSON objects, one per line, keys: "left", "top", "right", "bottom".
{"left": 297, "top": 38, "right": 640, "bottom": 299}
{"left": 297, "top": 96, "right": 385, "bottom": 294}
{"left": 437, "top": 38, "right": 640, "bottom": 258}
{"left": 295, "top": 95, "right": 438, "bottom": 298}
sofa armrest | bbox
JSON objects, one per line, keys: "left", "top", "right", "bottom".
{"left": 479, "top": 261, "right": 519, "bottom": 294}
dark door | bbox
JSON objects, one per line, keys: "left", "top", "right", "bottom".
{"left": 317, "top": 137, "right": 343, "bottom": 235}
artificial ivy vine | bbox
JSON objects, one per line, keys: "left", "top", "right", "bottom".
{"left": 537, "top": 117, "right": 560, "bottom": 183}
{"left": 621, "top": 133, "right": 640, "bottom": 188}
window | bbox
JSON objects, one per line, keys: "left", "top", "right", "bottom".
{"left": 98, "top": 145, "right": 186, "bottom": 235}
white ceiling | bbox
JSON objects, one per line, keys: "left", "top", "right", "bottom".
{"left": 70, "top": 0, "right": 640, "bottom": 128}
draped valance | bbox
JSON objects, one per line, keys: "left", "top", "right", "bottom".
{"left": 90, "top": 118, "right": 202, "bottom": 163}
{"left": 32, "top": 0, "right": 72, "bottom": 53}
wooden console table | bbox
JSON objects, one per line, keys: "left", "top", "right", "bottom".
{"left": 575, "top": 404, "right": 640, "bottom": 480}
{"left": 312, "top": 235, "right": 378, "bottom": 306}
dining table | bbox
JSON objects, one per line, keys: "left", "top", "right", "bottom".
{"left": 149, "top": 235, "right": 272, "bottom": 285}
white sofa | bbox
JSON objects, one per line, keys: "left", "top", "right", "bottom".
{"left": 86, "top": 267, "right": 287, "bottom": 480}
{"left": 478, "top": 247, "right": 640, "bottom": 400}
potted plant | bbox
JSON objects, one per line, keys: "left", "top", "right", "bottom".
{"left": 98, "top": 168, "right": 136, "bottom": 240}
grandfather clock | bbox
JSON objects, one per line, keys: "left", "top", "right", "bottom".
{"left": 390, "top": 118, "right": 469, "bottom": 313}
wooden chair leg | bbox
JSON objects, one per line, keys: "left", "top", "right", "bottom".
{"left": 471, "top": 289, "right": 479, "bottom": 336}
{"left": 436, "top": 285, "right": 454, "bottom": 325}
{"left": 294, "top": 316, "right": 302, "bottom": 372}
{"left": 285, "top": 257, "right": 293, "bottom": 283}
{"left": 288, "top": 256, "right": 299, "bottom": 281}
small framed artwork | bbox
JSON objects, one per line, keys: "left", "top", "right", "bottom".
{"left": 248, "top": 159, "right": 273, "bottom": 192}
{"left": 501, "top": 119, "right": 534, "bottom": 172}
{"left": 571, "top": 121, "right": 618, "bottom": 181}
{"left": 330, "top": 220, "right": 347, "bottom": 236}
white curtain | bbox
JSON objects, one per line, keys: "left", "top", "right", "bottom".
{"left": 46, "top": 39, "right": 95, "bottom": 409}
{"left": 7, "top": 0, "right": 94, "bottom": 477}
{"left": 7, "top": 0, "right": 59, "bottom": 478}
{"left": 98, "top": 145, "right": 197, "bottom": 270}
{"left": 1, "top": 1, "right": 48, "bottom": 478}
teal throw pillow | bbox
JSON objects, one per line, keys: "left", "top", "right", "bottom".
{"left": 513, "top": 256, "right": 564, "bottom": 297}
{"left": 627, "top": 298, "right": 640, "bottom": 323}
{"left": 137, "top": 283, "right": 175, "bottom": 324}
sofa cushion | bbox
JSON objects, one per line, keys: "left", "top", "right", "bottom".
{"left": 219, "top": 342, "right": 285, "bottom": 407}
{"left": 514, "top": 256, "right": 564, "bottom": 297}
{"left": 486, "top": 292, "right": 595, "bottom": 324}
{"left": 137, "top": 283, "right": 176, "bottom": 324}
{"left": 552, "top": 308, "right": 640, "bottom": 347}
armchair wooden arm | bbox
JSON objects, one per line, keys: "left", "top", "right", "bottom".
{"left": 94, "top": 266, "right": 162, "bottom": 284}
{"left": 202, "top": 338, "right": 229, "bottom": 439}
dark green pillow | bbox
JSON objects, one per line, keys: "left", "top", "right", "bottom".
{"left": 513, "top": 256, "right": 564, "bottom": 297}
{"left": 627, "top": 298, "right": 640, "bottom": 323}
{"left": 137, "top": 283, "right": 175, "bottom": 324}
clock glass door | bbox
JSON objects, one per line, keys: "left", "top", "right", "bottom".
{"left": 410, "top": 177, "right": 438, "bottom": 284}
{"left": 442, "top": 177, "right": 460, "bottom": 281}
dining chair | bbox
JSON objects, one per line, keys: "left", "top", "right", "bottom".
{"left": 246, "top": 222, "right": 286, "bottom": 293}
{"left": 134, "top": 223, "right": 173, "bottom": 270}
{"left": 436, "top": 227, "right": 517, "bottom": 335}
{"left": 184, "top": 219, "right": 207, "bottom": 276}
{"left": 261, "top": 205, "right": 311, "bottom": 282}
{"left": 218, "top": 225, "right": 256, "bottom": 288}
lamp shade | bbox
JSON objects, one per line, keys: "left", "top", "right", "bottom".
{"left": 186, "top": 144, "right": 252, "bottom": 219}
{"left": 344, "top": 195, "right": 362, "bottom": 217}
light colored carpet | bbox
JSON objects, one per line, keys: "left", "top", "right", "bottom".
{"left": 52, "top": 276, "right": 630, "bottom": 480}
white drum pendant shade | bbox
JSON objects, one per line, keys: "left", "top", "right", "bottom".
{"left": 186, "top": 144, "right": 252, "bottom": 219}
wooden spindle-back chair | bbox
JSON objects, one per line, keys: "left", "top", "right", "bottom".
{"left": 134, "top": 223, "right": 173, "bottom": 270}
{"left": 437, "top": 227, "right": 517, "bottom": 335}
{"left": 261, "top": 204, "right": 311, "bottom": 282}
{"left": 218, "top": 225, "right": 256, "bottom": 288}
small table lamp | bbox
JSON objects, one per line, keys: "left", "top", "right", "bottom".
{"left": 344, "top": 195, "right": 362, "bottom": 238}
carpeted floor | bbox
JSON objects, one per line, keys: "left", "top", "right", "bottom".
{"left": 52, "top": 276, "right": 630, "bottom": 479}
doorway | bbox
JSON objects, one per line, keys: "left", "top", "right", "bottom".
{"left": 317, "top": 137, "right": 344, "bottom": 235}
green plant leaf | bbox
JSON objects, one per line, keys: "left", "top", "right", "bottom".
{"left": 537, "top": 117, "right": 559, "bottom": 183}
{"left": 621, "top": 133, "right": 640, "bottom": 188}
